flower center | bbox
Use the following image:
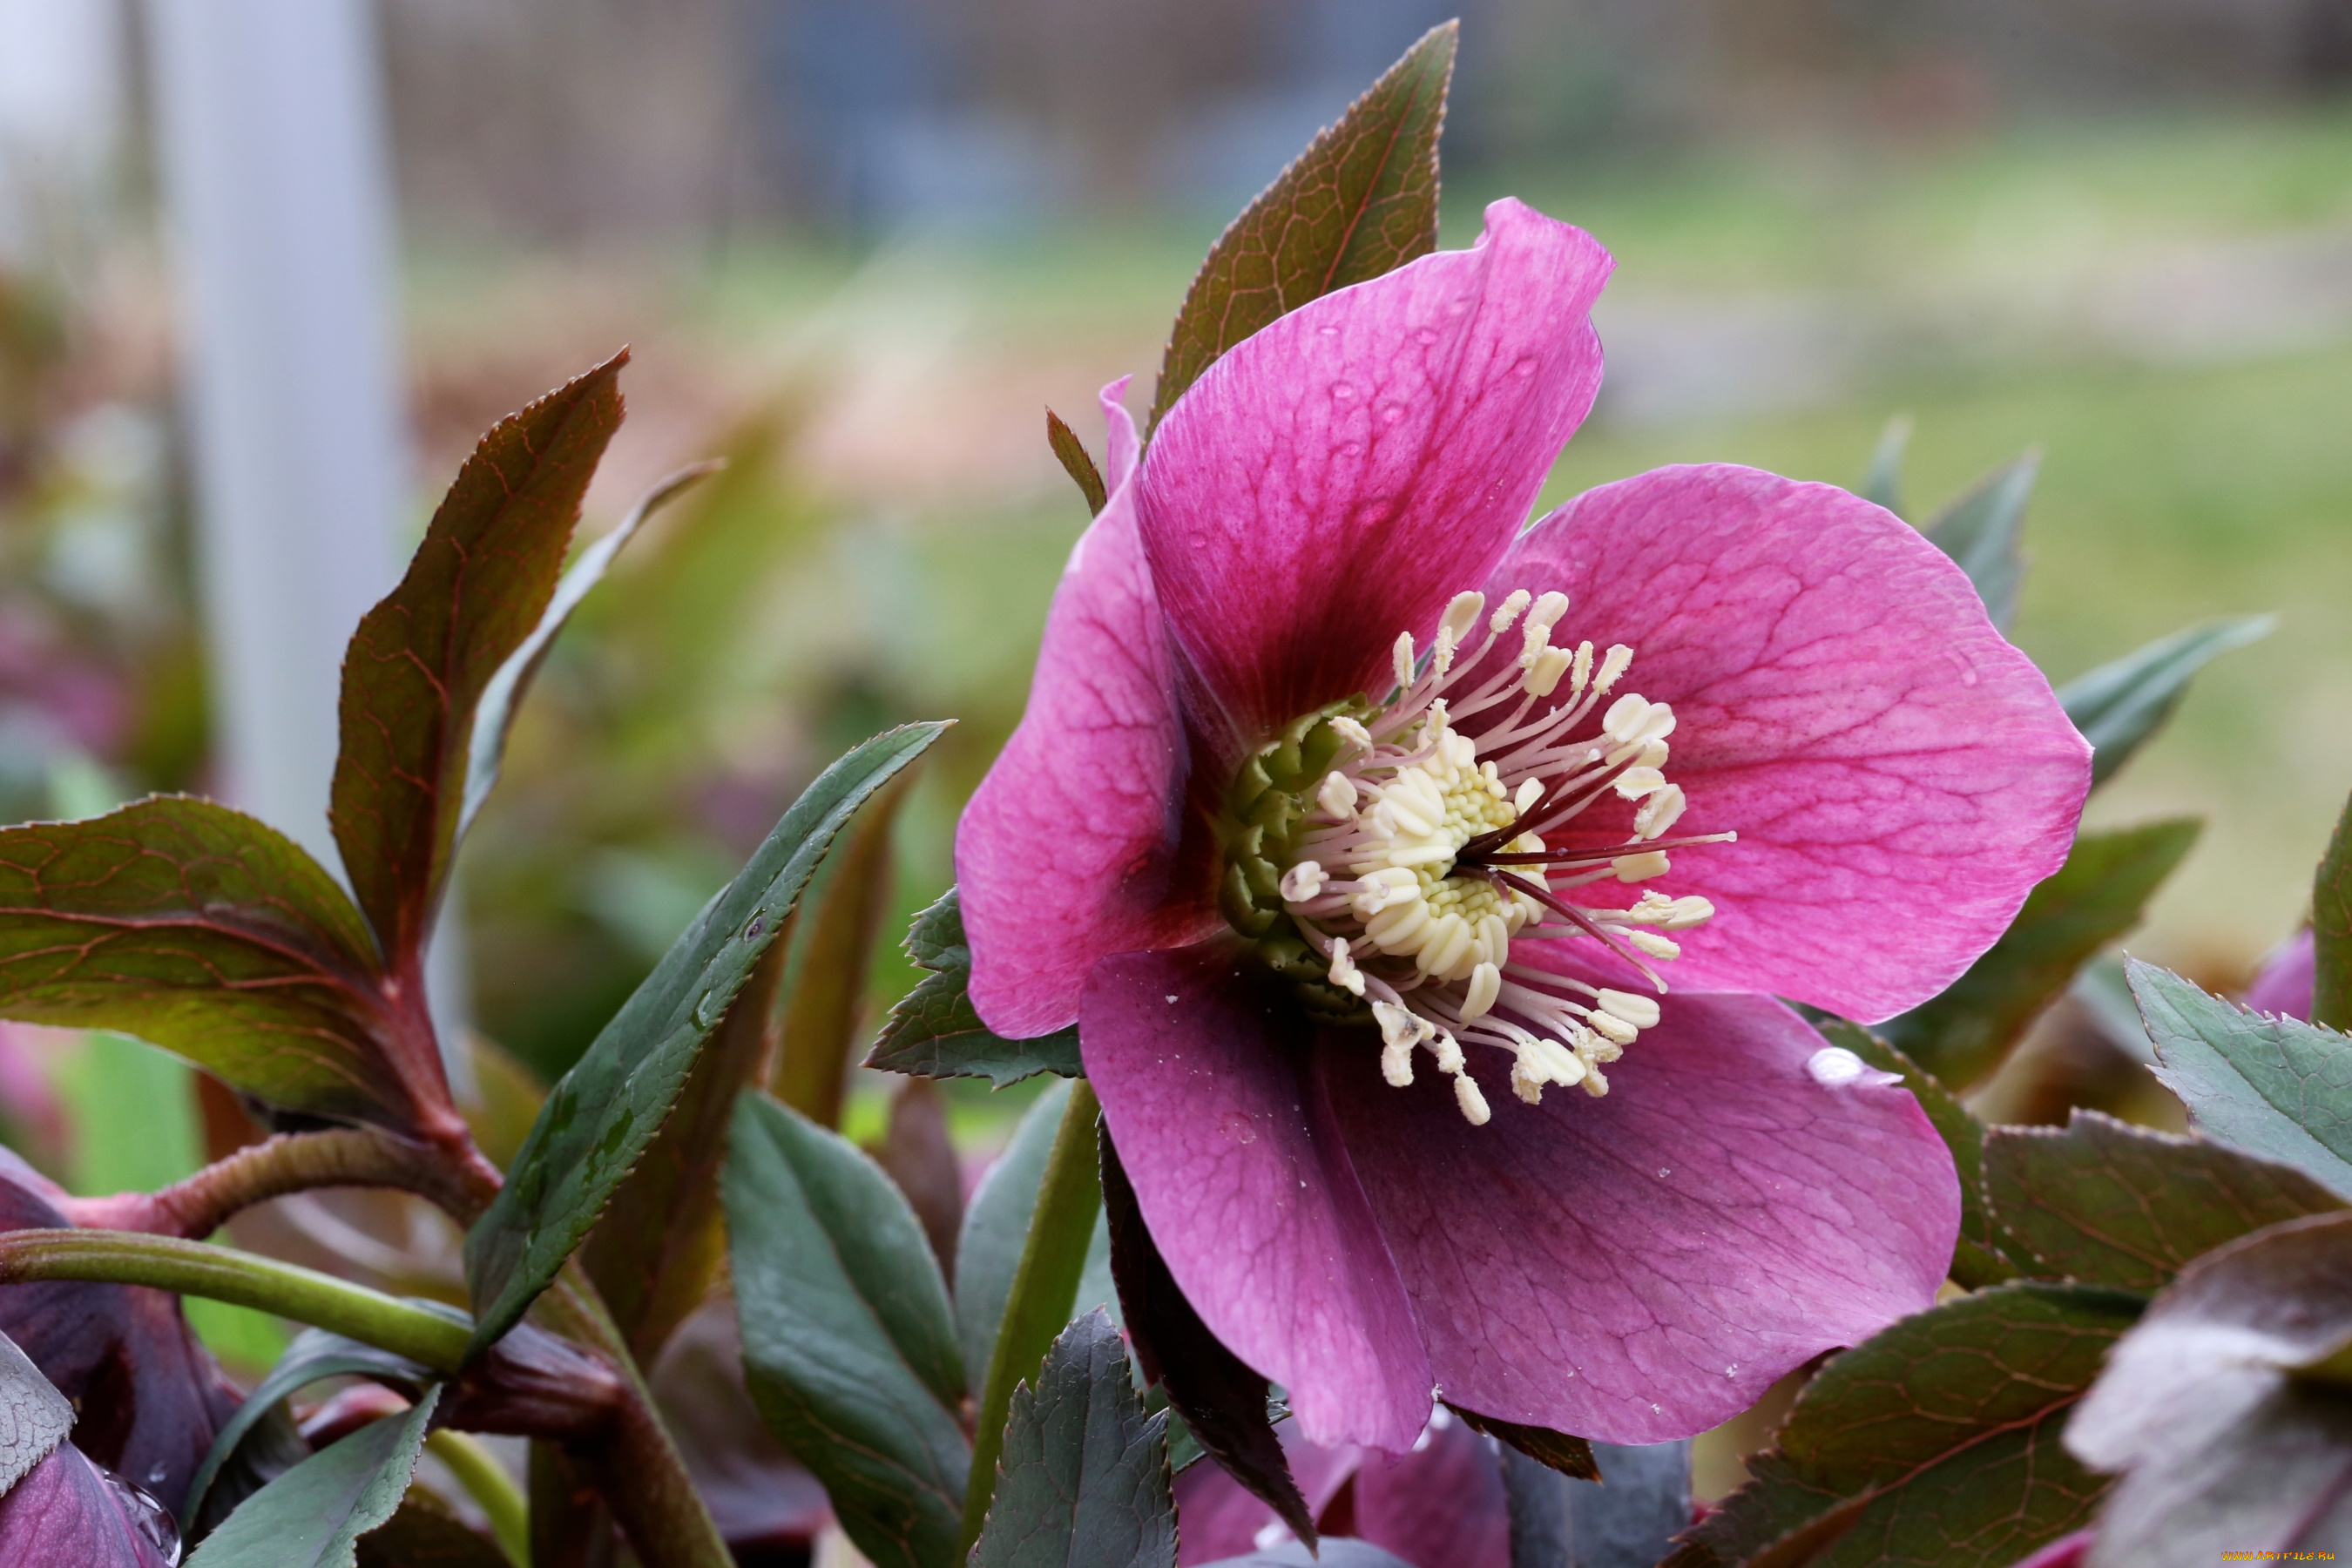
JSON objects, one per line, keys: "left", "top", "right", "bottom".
{"left": 1217, "top": 589, "right": 1734, "bottom": 1125}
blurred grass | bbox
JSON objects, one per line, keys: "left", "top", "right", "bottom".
{"left": 422, "top": 104, "right": 2352, "bottom": 1095}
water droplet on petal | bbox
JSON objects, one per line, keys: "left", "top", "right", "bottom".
{"left": 1808, "top": 1046, "right": 1903, "bottom": 1088}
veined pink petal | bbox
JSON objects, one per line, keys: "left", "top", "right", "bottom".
{"left": 2241, "top": 927, "right": 2314, "bottom": 1021}
{"left": 1350, "top": 1409, "right": 1511, "bottom": 1568}
{"left": 957, "top": 448, "right": 1220, "bottom": 1038}
{"left": 0, "top": 1445, "right": 176, "bottom": 1567}
{"left": 1489, "top": 464, "right": 2090, "bottom": 1023}
{"left": 1322, "top": 993, "right": 1957, "bottom": 1443}
{"left": 1171, "top": 1409, "right": 1509, "bottom": 1568}
{"left": 1083, "top": 943, "right": 1434, "bottom": 1452}
{"left": 1139, "top": 199, "right": 1612, "bottom": 746}
{"left": 1099, "top": 375, "right": 1140, "bottom": 495}
{"left": 1172, "top": 1424, "right": 1362, "bottom": 1565}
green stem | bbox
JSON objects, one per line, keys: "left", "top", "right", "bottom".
{"left": 0, "top": 1228, "right": 470, "bottom": 1371}
{"left": 536, "top": 1263, "right": 734, "bottom": 1568}
{"left": 428, "top": 1429, "right": 531, "bottom": 1567}
{"left": 959, "top": 1076, "right": 1104, "bottom": 1554}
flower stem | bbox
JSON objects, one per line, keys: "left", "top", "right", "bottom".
{"left": 428, "top": 1429, "right": 531, "bottom": 1567}
{"left": 958, "top": 1076, "right": 1104, "bottom": 1554}
{"left": 534, "top": 1264, "right": 734, "bottom": 1568}
{"left": 57, "top": 1125, "right": 501, "bottom": 1238}
{"left": 0, "top": 1227, "right": 470, "bottom": 1369}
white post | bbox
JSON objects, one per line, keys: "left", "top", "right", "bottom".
{"left": 145, "top": 0, "right": 473, "bottom": 1069}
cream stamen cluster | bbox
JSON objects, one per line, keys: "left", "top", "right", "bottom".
{"left": 1270, "top": 589, "right": 1732, "bottom": 1125}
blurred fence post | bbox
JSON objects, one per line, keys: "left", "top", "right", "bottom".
{"left": 145, "top": 0, "right": 475, "bottom": 1071}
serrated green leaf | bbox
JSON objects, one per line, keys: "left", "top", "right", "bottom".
{"left": 2129, "top": 961, "right": 2352, "bottom": 1199}
{"left": 581, "top": 931, "right": 783, "bottom": 1365}
{"left": 865, "top": 888, "right": 1082, "bottom": 1087}
{"left": 332, "top": 355, "right": 627, "bottom": 971}
{"left": 970, "top": 1308, "right": 1175, "bottom": 1568}
{"left": 0, "top": 797, "right": 435, "bottom": 1129}
{"left": 1923, "top": 451, "right": 2037, "bottom": 632}
{"left": 188, "top": 1390, "right": 440, "bottom": 1568}
{"left": 458, "top": 459, "right": 721, "bottom": 845}
{"left": 185, "top": 1329, "right": 434, "bottom": 1531}
{"left": 1815, "top": 1019, "right": 2023, "bottom": 1288}
{"left": 463, "top": 721, "right": 946, "bottom": 1355}
{"left": 1859, "top": 414, "right": 1911, "bottom": 517}
{"left": 1881, "top": 819, "right": 2200, "bottom": 1090}
{"left": 2067, "top": 1213, "right": 2352, "bottom": 1565}
{"left": 1672, "top": 1284, "right": 2143, "bottom": 1568}
{"left": 1985, "top": 1109, "right": 2344, "bottom": 1291}
{"left": 1045, "top": 409, "right": 1106, "bottom": 517}
{"left": 2316, "top": 787, "right": 2352, "bottom": 1031}
{"left": 724, "top": 1092, "right": 968, "bottom": 1568}
{"left": 0, "top": 1328, "right": 74, "bottom": 1493}
{"left": 956, "top": 1079, "right": 1074, "bottom": 1393}
{"left": 1146, "top": 24, "right": 1455, "bottom": 433}
{"left": 2057, "top": 616, "right": 2273, "bottom": 789}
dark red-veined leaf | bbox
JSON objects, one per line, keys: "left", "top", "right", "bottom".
{"left": 329, "top": 353, "right": 626, "bottom": 977}
{"left": 1880, "top": 820, "right": 2200, "bottom": 1091}
{"left": 1045, "top": 409, "right": 1106, "bottom": 517}
{"left": 0, "top": 798, "right": 438, "bottom": 1132}
{"left": 457, "top": 458, "right": 723, "bottom": 846}
{"left": 1985, "top": 1109, "right": 2343, "bottom": 1291}
{"left": 1669, "top": 1283, "right": 2144, "bottom": 1568}
{"left": 1146, "top": 24, "right": 1455, "bottom": 433}
{"left": 2066, "top": 1212, "right": 2352, "bottom": 1564}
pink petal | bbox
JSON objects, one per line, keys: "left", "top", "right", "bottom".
{"left": 1138, "top": 199, "right": 1611, "bottom": 746}
{"left": 0, "top": 1446, "right": 176, "bottom": 1567}
{"left": 956, "top": 454, "right": 1221, "bottom": 1038}
{"left": 1082, "top": 943, "right": 1434, "bottom": 1451}
{"left": 1488, "top": 464, "right": 2090, "bottom": 1023}
{"left": 2241, "top": 928, "right": 2314, "bottom": 1022}
{"left": 1351, "top": 1409, "right": 1511, "bottom": 1568}
{"left": 1099, "top": 376, "right": 1140, "bottom": 494}
{"left": 1322, "top": 992, "right": 1957, "bottom": 1443}
{"left": 1173, "top": 1426, "right": 1363, "bottom": 1565}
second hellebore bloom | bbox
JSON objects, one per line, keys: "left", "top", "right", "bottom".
{"left": 957, "top": 199, "right": 2091, "bottom": 1451}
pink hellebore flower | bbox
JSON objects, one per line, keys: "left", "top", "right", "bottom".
{"left": 957, "top": 199, "right": 2091, "bottom": 1452}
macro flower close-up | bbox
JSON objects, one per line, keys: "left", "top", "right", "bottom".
{"left": 957, "top": 196, "right": 2094, "bottom": 1452}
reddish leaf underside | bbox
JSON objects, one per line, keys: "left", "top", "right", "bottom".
{"left": 0, "top": 798, "right": 420, "bottom": 1128}
{"left": 1146, "top": 22, "right": 1455, "bottom": 434}
{"left": 329, "top": 352, "right": 629, "bottom": 977}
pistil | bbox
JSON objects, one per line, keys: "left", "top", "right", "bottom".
{"left": 1230, "top": 587, "right": 1737, "bottom": 1124}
